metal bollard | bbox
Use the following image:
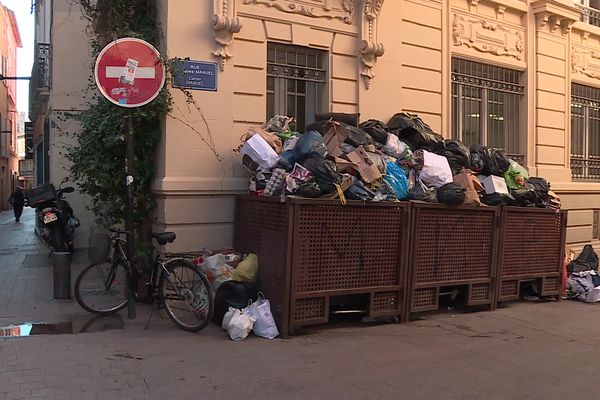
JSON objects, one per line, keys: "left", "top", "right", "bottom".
{"left": 52, "top": 252, "right": 72, "bottom": 300}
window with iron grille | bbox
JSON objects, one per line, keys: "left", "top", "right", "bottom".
{"left": 267, "top": 43, "right": 328, "bottom": 131}
{"left": 451, "top": 58, "right": 524, "bottom": 162}
{"left": 576, "top": 0, "right": 600, "bottom": 27}
{"left": 571, "top": 83, "right": 600, "bottom": 181}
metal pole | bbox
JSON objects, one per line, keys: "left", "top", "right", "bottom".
{"left": 126, "top": 109, "right": 136, "bottom": 320}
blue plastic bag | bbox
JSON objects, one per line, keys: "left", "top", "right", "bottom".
{"left": 384, "top": 162, "right": 409, "bottom": 200}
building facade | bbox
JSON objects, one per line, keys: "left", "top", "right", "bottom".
{"left": 29, "top": 0, "right": 94, "bottom": 247}
{"left": 0, "top": 3, "right": 20, "bottom": 210}
{"left": 34, "top": 0, "right": 600, "bottom": 251}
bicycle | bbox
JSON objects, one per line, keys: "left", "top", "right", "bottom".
{"left": 74, "top": 228, "right": 214, "bottom": 332}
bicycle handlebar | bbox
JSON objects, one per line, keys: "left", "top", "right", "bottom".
{"left": 109, "top": 228, "right": 131, "bottom": 236}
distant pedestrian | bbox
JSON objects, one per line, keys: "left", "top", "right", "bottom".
{"left": 8, "top": 187, "right": 25, "bottom": 222}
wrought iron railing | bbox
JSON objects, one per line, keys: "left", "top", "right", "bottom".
{"left": 571, "top": 157, "right": 600, "bottom": 181}
{"left": 507, "top": 154, "right": 525, "bottom": 166}
{"left": 576, "top": 3, "right": 600, "bottom": 27}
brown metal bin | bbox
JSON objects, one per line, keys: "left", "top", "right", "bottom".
{"left": 497, "top": 208, "right": 568, "bottom": 302}
{"left": 407, "top": 202, "right": 501, "bottom": 317}
{"left": 234, "top": 195, "right": 410, "bottom": 336}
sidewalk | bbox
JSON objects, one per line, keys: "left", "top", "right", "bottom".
{"left": 1, "top": 208, "right": 600, "bottom": 399}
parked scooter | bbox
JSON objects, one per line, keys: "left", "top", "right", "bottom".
{"left": 25, "top": 177, "right": 80, "bottom": 252}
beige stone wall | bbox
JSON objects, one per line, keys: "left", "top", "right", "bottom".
{"left": 48, "top": 0, "right": 95, "bottom": 248}
{"left": 154, "top": 0, "right": 600, "bottom": 252}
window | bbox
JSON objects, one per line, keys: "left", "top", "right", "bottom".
{"left": 451, "top": 58, "right": 524, "bottom": 161}
{"left": 571, "top": 84, "right": 600, "bottom": 180}
{"left": 267, "top": 43, "right": 328, "bottom": 131}
{"left": 576, "top": 0, "right": 600, "bottom": 27}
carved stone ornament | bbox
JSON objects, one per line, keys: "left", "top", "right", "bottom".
{"left": 242, "top": 0, "right": 355, "bottom": 24}
{"left": 572, "top": 47, "right": 600, "bottom": 80}
{"left": 452, "top": 14, "right": 524, "bottom": 61}
{"left": 360, "top": 0, "right": 385, "bottom": 89}
{"left": 213, "top": 0, "right": 242, "bottom": 71}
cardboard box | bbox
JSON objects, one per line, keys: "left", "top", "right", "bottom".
{"left": 482, "top": 175, "right": 509, "bottom": 195}
{"left": 346, "top": 146, "right": 382, "bottom": 183}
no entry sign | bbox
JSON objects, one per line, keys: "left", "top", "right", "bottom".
{"left": 94, "top": 38, "right": 165, "bottom": 108}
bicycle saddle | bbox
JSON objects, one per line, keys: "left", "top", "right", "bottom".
{"left": 152, "top": 232, "right": 176, "bottom": 245}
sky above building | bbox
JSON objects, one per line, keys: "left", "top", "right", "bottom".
{"left": 3, "top": 0, "right": 33, "bottom": 116}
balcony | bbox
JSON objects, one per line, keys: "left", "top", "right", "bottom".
{"left": 29, "top": 43, "right": 50, "bottom": 121}
{"left": 575, "top": 3, "right": 600, "bottom": 27}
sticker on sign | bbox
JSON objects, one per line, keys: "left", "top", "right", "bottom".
{"left": 94, "top": 38, "right": 165, "bottom": 108}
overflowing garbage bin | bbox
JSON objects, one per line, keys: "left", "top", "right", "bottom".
{"left": 497, "top": 208, "right": 568, "bottom": 302}
{"left": 407, "top": 203, "right": 499, "bottom": 317}
{"left": 234, "top": 195, "right": 410, "bottom": 336}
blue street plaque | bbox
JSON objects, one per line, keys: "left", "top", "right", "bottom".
{"left": 172, "top": 60, "right": 218, "bottom": 91}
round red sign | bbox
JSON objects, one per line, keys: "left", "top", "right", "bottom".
{"left": 94, "top": 38, "right": 165, "bottom": 108}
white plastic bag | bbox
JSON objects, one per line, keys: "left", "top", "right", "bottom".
{"left": 244, "top": 293, "right": 279, "bottom": 339}
{"left": 241, "top": 134, "right": 280, "bottom": 170}
{"left": 419, "top": 150, "right": 453, "bottom": 188}
{"left": 383, "top": 134, "right": 410, "bottom": 158}
{"left": 200, "top": 253, "right": 235, "bottom": 290}
{"left": 222, "top": 307, "right": 237, "bottom": 330}
{"left": 224, "top": 308, "right": 256, "bottom": 341}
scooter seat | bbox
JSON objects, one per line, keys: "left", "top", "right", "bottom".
{"left": 152, "top": 232, "right": 176, "bottom": 245}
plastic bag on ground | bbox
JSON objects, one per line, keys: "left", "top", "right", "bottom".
{"left": 504, "top": 159, "right": 529, "bottom": 189}
{"left": 419, "top": 150, "right": 453, "bottom": 188}
{"left": 214, "top": 281, "right": 259, "bottom": 326}
{"left": 232, "top": 253, "right": 258, "bottom": 283}
{"left": 243, "top": 293, "right": 279, "bottom": 339}
{"left": 567, "top": 245, "right": 599, "bottom": 273}
{"left": 225, "top": 308, "right": 256, "bottom": 341}
{"left": 293, "top": 131, "right": 328, "bottom": 161}
{"left": 383, "top": 162, "right": 409, "bottom": 200}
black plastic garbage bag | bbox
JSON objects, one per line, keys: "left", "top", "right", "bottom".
{"left": 567, "top": 244, "right": 599, "bottom": 273}
{"left": 511, "top": 183, "right": 537, "bottom": 207}
{"left": 359, "top": 119, "right": 389, "bottom": 144}
{"left": 293, "top": 131, "right": 328, "bottom": 161}
{"left": 301, "top": 157, "right": 342, "bottom": 194}
{"left": 345, "top": 177, "right": 376, "bottom": 201}
{"left": 470, "top": 146, "right": 509, "bottom": 176}
{"left": 387, "top": 112, "right": 444, "bottom": 151}
{"left": 438, "top": 139, "right": 471, "bottom": 175}
{"left": 437, "top": 182, "right": 466, "bottom": 205}
{"left": 213, "top": 281, "right": 259, "bottom": 326}
{"left": 304, "top": 120, "right": 330, "bottom": 136}
{"left": 294, "top": 178, "right": 323, "bottom": 198}
{"left": 344, "top": 124, "right": 375, "bottom": 147}
{"left": 482, "top": 192, "right": 515, "bottom": 206}
{"left": 315, "top": 112, "right": 360, "bottom": 127}
{"left": 526, "top": 177, "right": 550, "bottom": 197}
{"left": 407, "top": 181, "right": 438, "bottom": 202}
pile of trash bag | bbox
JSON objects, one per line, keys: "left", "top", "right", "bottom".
{"left": 237, "top": 113, "right": 560, "bottom": 210}
{"left": 566, "top": 245, "right": 600, "bottom": 303}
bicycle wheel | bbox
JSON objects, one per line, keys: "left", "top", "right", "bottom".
{"left": 159, "top": 259, "right": 213, "bottom": 332}
{"left": 74, "top": 261, "right": 129, "bottom": 315}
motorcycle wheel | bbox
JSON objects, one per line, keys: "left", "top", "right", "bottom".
{"left": 49, "top": 224, "right": 69, "bottom": 252}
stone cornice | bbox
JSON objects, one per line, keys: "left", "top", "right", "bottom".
{"left": 531, "top": 0, "right": 579, "bottom": 35}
